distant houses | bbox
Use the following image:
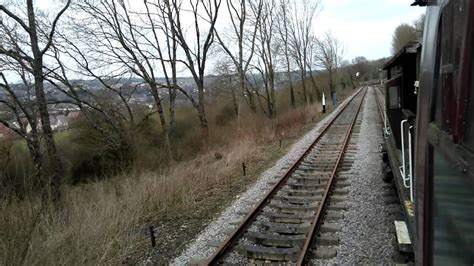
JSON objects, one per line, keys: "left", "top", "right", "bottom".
{"left": 0, "top": 111, "right": 81, "bottom": 140}
{"left": 48, "top": 111, "right": 81, "bottom": 132}
{"left": 50, "top": 115, "right": 69, "bottom": 131}
{"left": 0, "top": 124, "right": 12, "bottom": 139}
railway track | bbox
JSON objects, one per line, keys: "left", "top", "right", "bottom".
{"left": 205, "top": 87, "right": 368, "bottom": 265}
{"left": 374, "top": 85, "right": 385, "bottom": 120}
{"left": 374, "top": 85, "right": 390, "bottom": 140}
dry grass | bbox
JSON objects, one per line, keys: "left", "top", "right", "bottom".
{"left": 0, "top": 102, "right": 323, "bottom": 265}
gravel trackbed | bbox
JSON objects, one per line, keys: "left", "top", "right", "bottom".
{"left": 171, "top": 95, "right": 353, "bottom": 265}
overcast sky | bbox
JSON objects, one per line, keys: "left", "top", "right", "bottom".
{"left": 46, "top": 0, "right": 425, "bottom": 62}
{"left": 3, "top": 0, "right": 426, "bottom": 81}
{"left": 315, "top": 0, "right": 425, "bottom": 61}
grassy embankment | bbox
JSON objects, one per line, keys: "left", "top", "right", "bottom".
{"left": 0, "top": 78, "right": 355, "bottom": 264}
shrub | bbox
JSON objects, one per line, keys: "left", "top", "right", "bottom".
{"left": 0, "top": 140, "right": 35, "bottom": 200}
{"left": 214, "top": 104, "right": 237, "bottom": 126}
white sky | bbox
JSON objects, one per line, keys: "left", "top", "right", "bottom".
{"left": 315, "top": 0, "right": 425, "bottom": 60}
{"left": 41, "top": 0, "right": 426, "bottom": 62}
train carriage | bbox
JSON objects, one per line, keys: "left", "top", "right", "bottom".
{"left": 382, "top": 41, "right": 421, "bottom": 256}
{"left": 383, "top": 0, "right": 474, "bottom": 264}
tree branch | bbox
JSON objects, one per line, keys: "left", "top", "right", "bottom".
{"left": 41, "top": 0, "right": 71, "bottom": 55}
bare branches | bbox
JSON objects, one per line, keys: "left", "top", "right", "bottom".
{"left": 314, "top": 31, "right": 344, "bottom": 73}
{"left": 314, "top": 31, "right": 344, "bottom": 105}
{"left": 40, "top": 0, "right": 71, "bottom": 55}
{"left": 214, "top": 0, "right": 263, "bottom": 113}
{"left": 163, "top": 0, "right": 222, "bottom": 132}
{"left": 0, "top": 0, "right": 73, "bottom": 198}
{"left": 0, "top": 4, "right": 31, "bottom": 34}
{"left": 0, "top": 0, "right": 349, "bottom": 172}
{"left": 286, "top": 0, "right": 322, "bottom": 104}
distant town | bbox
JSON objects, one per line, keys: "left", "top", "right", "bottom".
{"left": 0, "top": 72, "right": 301, "bottom": 139}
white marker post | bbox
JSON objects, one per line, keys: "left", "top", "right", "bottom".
{"left": 322, "top": 93, "right": 326, "bottom": 113}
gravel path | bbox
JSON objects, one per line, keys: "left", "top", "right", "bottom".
{"left": 171, "top": 95, "right": 355, "bottom": 265}
{"left": 331, "top": 87, "right": 395, "bottom": 265}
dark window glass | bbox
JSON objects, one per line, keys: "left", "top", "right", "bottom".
{"left": 388, "top": 86, "right": 401, "bottom": 109}
{"left": 431, "top": 149, "right": 474, "bottom": 265}
{"left": 432, "top": 0, "right": 469, "bottom": 135}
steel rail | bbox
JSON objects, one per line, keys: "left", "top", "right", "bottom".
{"left": 296, "top": 87, "right": 368, "bottom": 265}
{"left": 374, "top": 85, "right": 391, "bottom": 138}
{"left": 374, "top": 86, "right": 385, "bottom": 120}
{"left": 205, "top": 87, "right": 365, "bottom": 265}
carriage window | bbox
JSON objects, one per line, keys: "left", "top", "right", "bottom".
{"left": 431, "top": 0, "right": 468, "bottom": 136}
{"left": 431, "top": 150, "right": 474, "bottom": 265}
{"left": 388, "top": 86, "right": 401, "bottom": 109}
{"left": 429, "top": 1, "right": 474, "bottom": 264}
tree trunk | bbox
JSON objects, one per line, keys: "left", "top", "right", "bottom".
{"left": 269, "top": 67, "right": 276, "bottom": 117}
{"left": 289, "top": 79, "right": 295, "bottom": 107}
{"left": 27, "top": 0, "right": 63, "bottom": 203}
{"left": 329, "top": 71, "right": 337, "bottom": 106}
{"left": 285, "top": 60, "right": 295, "bottom": 108}
{"left": 264, "top": 84, "right": 273, "bottom": 118}
{"left": 168, "top": 72, "right": 177, "bottom": 159}
{"left": 35, "top": 76, "right": 62, "bottom": 203}
{"left": 25, "top": 136, "right": 43, "bottom": 190}
{"left": 197, "top": 81, "right": 209, "bottom": 136}
{"left": 150, "top": 83, "right": 172, "bottom": 161}
{"left": 240, "top": 71, "right": 256, "bottom": 113}
{"left": 231, "top": 83, "right": 239, "bottom": 117}
{"left": 300, "top": 71, "right": 308, "bottom": 105}
{"left": 308, "top": 71, "right": 321, "bottom": 100}
{"left": 168, "top": 86, "right": 176, "bottom": 129}
{"left": 348, "top": 70, "right": 356, "bottom": 90}
{"left": 169, "top": 36, "right": 178, "bottom": 130}
{"left": 255, "top": 91, "right": 269, "bottom": 117}
{"left": 281, "top": 4, "right": 294, "bottom": 108}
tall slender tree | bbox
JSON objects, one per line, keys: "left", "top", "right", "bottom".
{"left": 0, "top": 0, "right": 71, "bottom": 202}
{"left": 275, "top": 0, "right": 295, "bottom": 107}
{"left": 315, "top": 31, "right": 344, "bottom": 106}
{"left": 214, "top": 0, "right": 263, "bottom": 114}
{"left": 288, "top": 0, "right": 321, "bottom": 105}
{"left": 166, "top": 0, "right": 222, "bottom": 135}
{"left": 254, "top": 0, "right": 277, "bottom": 117}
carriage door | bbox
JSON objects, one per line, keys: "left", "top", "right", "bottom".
{"left": 427, "top": 0, "right": 474, "bottom": 264}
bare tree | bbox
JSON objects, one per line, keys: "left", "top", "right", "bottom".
{"left": 314, "top": 31, "right": 344, "bottom": 106}
{"left": 166, "top": 0, "right": 222, "bottom": 135}
{"left": 214, "top": 0, "right": 263, "bottom": 114}
{"left": 0, "top": 67, "right": 43, "bottom": 190}
{"left": 209, "top": 58, "right": 239, "bottom": 116}
{"left": 69, "top": 1, "right": 176, "bottom": 159}
{"left": 306, "top": 35, "right": 321, "bottom": 101}
{"left": 143, "top": 0, "right": 179, "bottom": 131}
{"left": 288, "top": 0, "right": 321, "bottom": 105}
{"left": 0, "top": 0, "right": 71, "bottom": 202}
{"left": 275, "top": 0, "right": 295, "bottom": 107}
{"left": 44, "top": 38, "right": 142, "bottom": 154}
{"left": 253, "top": 0, "right": 277, "bottom": 117}
{"left": 343, "top": 60, "right": 357, "bottom": 90}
